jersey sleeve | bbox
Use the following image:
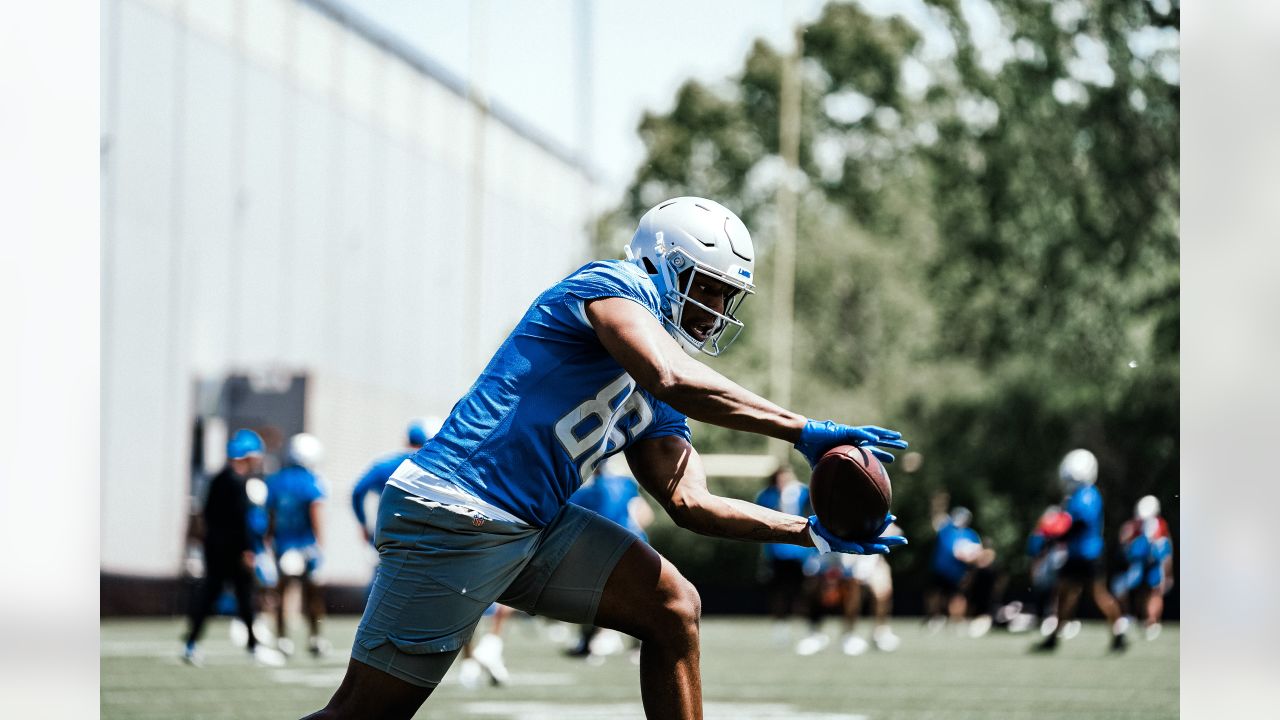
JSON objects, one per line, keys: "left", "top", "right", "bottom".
{"left": 556, "top": 262, "right": 664, "bottom": 332}
{"left": 637, "top": 396, "right": 692, "bottom": 444}
{"left": 309, "top": 472, "right": 329, "bottom": 502}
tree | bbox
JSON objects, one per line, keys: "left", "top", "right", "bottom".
{"left": 598, "top": 0, "right": 1179, "bottom": 592}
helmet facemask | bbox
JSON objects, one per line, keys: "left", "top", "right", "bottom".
{"left": 664, "top": 248, "right": 753, "bottom": 357}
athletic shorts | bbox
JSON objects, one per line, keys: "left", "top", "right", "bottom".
{"left": 1060, "top": 555, "right": 1104, "bottom": 582}
{"left": 930, "top": 570, "right": 967, "bottom": 595}
{"left": 350, "top": 486, "right": 638, "bottom": 687}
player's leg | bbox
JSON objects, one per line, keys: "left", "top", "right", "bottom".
{"left": 304, "top": 487, "right": 526, "bottom": 718}
{"left": 594, "top": 541, "right": 703, "bottom": 720}
{"left": 1089, "top": 574, "right": 1128, "bottom": 651}
{"left": 230, "top": 556, "right": 261, "bottom": 650}
{"left": 275, "top": 576, "right": 290, "bottom": 647}
{"left": 184, "top": 552, "right": 228, "bottom": 654}
{"left": 840, "top": 577, "right": 868, "bottom": 655}
{"left": 471, "top": 604, "right": 511, "bottom": 685}
{"left": 498, "top": 505, "right": 701, "bottom": 720}
{"left": 304, "top": 575, "right": 328, "bottom": 656}
{"left": 299, "top": 658, "right": 435, "bottom": 720}
{"left": 1034, "top": 576, "right": 1080, "bottom": 651}
{"left": 1144, "top": 584, "right": 1165, "bottom": 638}
{"left": 1089, "top": 575, "right": 1122, "bottom": 625}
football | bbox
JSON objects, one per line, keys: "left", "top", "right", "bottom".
{"left": 809, "top": 444, "right": 892, "bottom": 541}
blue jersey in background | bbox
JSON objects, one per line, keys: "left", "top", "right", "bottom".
{"left": 754, "top": 483, "right": 814, "bottom": 562}
{"left": 570, "top": 473, "right": 648, "bottom": 541}
{"left": 932, "top": 520, "right": 980, "bottom": 582}
{"left": 1064, "top": 485, "right": 1105, "bottom": 560}
{"left": 402, "top": 260, "right": 691, "bottom": 527}
{"left": 266, "top": 464, "right": 326, "bottom": 552}
{"left": 352, "top": 450, "right": 415, "bottom": 530}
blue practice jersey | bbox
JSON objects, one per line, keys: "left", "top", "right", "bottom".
{"left": 932, "top": 520, "right": 980, "bottom": 582}
{"left": 570, "top": 473, "right": 647, "bottom": 541}
{"left": 352, "top": 450, "right": 415, "bottom": 528}
{"left": 406, "top": 260, "right": 692, "bottom": 527}
{"left": 266, "top": 465, "right": 326, "bottom": 552}
{"left": 755, "top": 484, "right": 814, "bottom": 562}
{"left": 1064, "top": 485, "right": 1105, "bottom": 560}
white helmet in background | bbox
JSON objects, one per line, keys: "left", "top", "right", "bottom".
{"left": 288, "top": 432, "right": 325, "bottom": 469}
{"left": 422, "top": 415, "right": 445, "bottom": 437}
{"left": 625, "top": 197, "right": 756, "bottom": 356}
{"left": 1058, "top": 448, "right": 1098, "bottom": 493}
{"left": 1135, "top": 495, "right": 1160, "bottom": 520}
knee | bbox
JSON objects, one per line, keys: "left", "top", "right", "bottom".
{"left": 657, "top": 574, "right": 702, "bottom": 638}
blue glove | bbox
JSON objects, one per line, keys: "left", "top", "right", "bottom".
{"left": 808, "top": 513, "right": 907, "bottom": 555}
{"left": 795, "top": 419, "right": 908, "bottom": 468}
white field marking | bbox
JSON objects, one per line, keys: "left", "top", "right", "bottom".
{"left": 271, "top": 668, "right": 351, "bottom": 688}
{"left": 102, "top": 640, "right": 189, "bottom": 657}
{"left": 460, "top": 701, "right": 868, "bottom": 720}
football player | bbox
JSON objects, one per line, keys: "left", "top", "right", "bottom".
{"left": 566, "top": 463, "right": 655, "bottom": 660}
{"left": 183, "top": 429, "right": 285, "bottom": 667}
{"left": 753, "top": 466, "right": 816, "bottom": 647}
{"left": 1112, "top": 495, "right": 1174, "bottom": 640}
{"left": 302, "top": 197, "right": 908, "bottom": 720}
{"left": 351, "top": 418, "right": 440, "bottom": 546}
{"left": 1033, "top": 449, "right": 1128, "bottom": 652}
{"left": 266, "top": 433, "right": 329, "bottom": 657}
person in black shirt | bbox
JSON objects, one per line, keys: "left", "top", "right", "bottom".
{"left": 183, "top": 428, "right": 284, "bottom": 666}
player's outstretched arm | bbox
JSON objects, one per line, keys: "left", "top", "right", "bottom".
{"left": 587, "top": 297, "right": 907, "bottom": 463}
{"left": 624, "top": 435, "right": 814, "bottom": 546}
{"left": 588, "top": 297, "right": 806, "bottom": 442}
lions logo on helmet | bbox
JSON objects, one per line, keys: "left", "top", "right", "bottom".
{"left": 625, "top": 197, "right": 756, "bottom": 356}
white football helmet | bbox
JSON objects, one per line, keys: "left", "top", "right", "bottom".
{"left": 1135, "top": 495, "right": 1160, "bottom": 520}
{"left": 625, "top": 197, "right": 756, "bottom": 356}
{"left": 1058, "top": 448, "right": 1098, "bottom": 492}
{"left": 288, "top": 432, "right": 324, "bottom": 469}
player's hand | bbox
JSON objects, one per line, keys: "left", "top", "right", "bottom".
{"left": 795, "top": 419, "right": 908, "bottom": 468}
{"left": 807, "top": 513, "right": 907, "bottom": 555}
{"left": 305, "top": 546, "right": 324, "bottom": 574}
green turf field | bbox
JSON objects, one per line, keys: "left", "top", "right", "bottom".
{"left": 102, "top": 616, "right": 1177, "bottom": 719}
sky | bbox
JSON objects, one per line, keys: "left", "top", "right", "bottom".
{"left": 342, "top": 0, "right": 829, "bottom": 199}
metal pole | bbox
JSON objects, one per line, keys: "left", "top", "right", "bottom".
{"left": 576, "top": 0, "right": 596, "bottom": 253}
{"left": 768, "top": 25, "right": 803, "bottom": 462}
{"left": 465, "top": 0, "right": 489, "bottom": 372}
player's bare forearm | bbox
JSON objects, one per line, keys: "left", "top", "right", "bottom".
{"left": 661, "top": 356, "right": 807, "bottom": 442}
{"left": 625, "top": 435, "right": 813, "bottom": 547}
{"left": 587, "top": 297, "right": 805, "bottom": 443}
{"left": 676, "top": 493, "right": 814, "bottom": 546}
{"left": 310, "top": 501, "right": 325, "bottom": 548}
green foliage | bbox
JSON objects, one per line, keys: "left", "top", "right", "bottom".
{"left": 598, "top": 0, "right": 1179, "bottom": 590}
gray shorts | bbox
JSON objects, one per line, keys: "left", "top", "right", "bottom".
{"left": 350, "top": 486, "right": 638, "bottom": 687}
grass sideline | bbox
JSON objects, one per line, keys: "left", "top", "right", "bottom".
{"left": 102, "top": 616, "right": 1177, "bottom": 719}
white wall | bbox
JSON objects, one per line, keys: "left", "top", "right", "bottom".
{"left": 101, "top": 0, "right": 592, "bottom": 580}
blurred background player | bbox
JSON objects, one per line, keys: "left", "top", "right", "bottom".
{"left": 267, "top": 432, "right": 330, "bottom": 658}
{"left": 182, "top": 429, "right": 285, "bottom": 667}
{"left": 794, "top": 515, "right": 900, "bottom": 657}
{"left": 1020, "top": 504, "right": 1072, "bottom": 634}
{"left": 752, "top": 466, "right": 815, "bottom": 646}
{"left": 1112, "top": 495, "right": 1174, "bottom": 640}
{"left": 1034, "top": 448, "right": 1128, "bottom": 653}
{"left": 924, "top": 505, "right": 982, "bottom": 634}
{"left": 836, "top": 524, "right": 902, "bottom": 654}
{"left": 455, "top": 605, "right": 516, "bottom": 688}
{"left": 351, "top": 418, "right": 440, "bottom": 547}
{"left": 565, "top": 462, "right": 655, "bottom": 661}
